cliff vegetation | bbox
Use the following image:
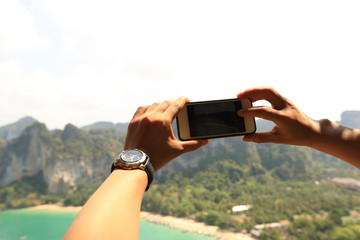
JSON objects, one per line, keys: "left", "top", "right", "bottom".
{"left": 0, "top": 113, "right": 360, "bottom": 239}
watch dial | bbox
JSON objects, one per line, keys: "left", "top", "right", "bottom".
{"left": 122, "top": 150, "right": 143, "bottom": 162}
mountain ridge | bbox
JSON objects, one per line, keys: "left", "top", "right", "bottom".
{"left": 1, "top": 113, "right": 359, "bottom": 238}
{"left": 0, "top": 116, "right": 37, "bottom": 140}
{"left": 0, "top": 110, "right": 359, "bottom": 194}
{"left": 0, "top": 122, "right": 124, "bottom": 194}
{"left": 1, "top": 110, "right": 359, "bottom": 140}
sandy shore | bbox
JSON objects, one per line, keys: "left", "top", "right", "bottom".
{"left": 140, "top": 211, "right": 254, "bottom": 240}
{"left": 25, "top": 204, "right": 82, "bottom": 213}
{"left": 24, "top": 204, "right": 254, "bottom": 240}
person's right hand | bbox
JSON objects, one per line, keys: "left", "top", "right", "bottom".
{"left": 237, "top": 87, "right": 321, "bottom": 147}
{"left": 124, "top": 96, "right": 208, "bottom": 172}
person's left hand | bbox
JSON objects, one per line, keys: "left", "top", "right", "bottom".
{"left": 124, "top": 96, "right": 209, "bottom": 171}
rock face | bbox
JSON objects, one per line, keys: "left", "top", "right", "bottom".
{"left": 0, "top": 111, "right": 359, "bottom": 194}
{"left": 1, "top": 123, "right": 51, "bottom": 188}
{"left": 0, "top": 122, "right": 123, "bottom": 194}
{"left": 43, "top": 156, "right": 111, "bottom": 194}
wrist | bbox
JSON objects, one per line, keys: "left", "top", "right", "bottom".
{"left": 308, "top": 118, "right": 338, "bottom": 151}
{"left": 302, "top": 119, "right": 323, "bottom": 149}
{"left": 111, "top": 169, "right": 148, "bottom": 191}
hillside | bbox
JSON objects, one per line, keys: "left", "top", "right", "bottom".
{"left": 0, "top": 122, "right": 125, "bottom": 194}
{"left": 1, "top": 111, "right": 359, "bottom": 192}
{"left": 0, "top": 112, "right": 359, "bottom": 239}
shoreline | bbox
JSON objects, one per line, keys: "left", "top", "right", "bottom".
{"left": 140, "top": 211, "right": 254, "bottom": 240}
{"left": 25, "top": 204, "right": 82, "bottom": 213}
{"left": 22, "top": 204, "right": 254, "bottom": 240}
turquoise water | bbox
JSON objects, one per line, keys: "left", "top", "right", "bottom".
{"left": 0, "top": 209, "right": 215, "bottom": 240}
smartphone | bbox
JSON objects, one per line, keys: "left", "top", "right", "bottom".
{"left": 176, "top": 98, "right": 256, "bottom": 140}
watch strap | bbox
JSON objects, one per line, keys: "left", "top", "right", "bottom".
{"left": 144, "top": 161, "right": 154, "bottom": 191}
{"left": 111, "top": 163, "right": 116, "bottom": 173}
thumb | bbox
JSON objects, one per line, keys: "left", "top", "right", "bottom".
{"left": 242, "top": 132, "right": 277, "bottom": 143}
{"left": 181, "top": 139, "right": 209, "bottom": 153}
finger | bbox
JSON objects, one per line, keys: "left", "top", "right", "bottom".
{"left": 237, "top": 87, "right": 287, "bottom": 110}
{"left": 164, "top": 96, "right": 190, "bottom": 120}
{"left": 180, "top": 139, "right": 209, "bottom": 153}
{"left": 146, "top": 100, "right": 171, "bottom": 113}
{"left": 242, "top": 132, "right": 280, "bottom": 143}
{"left": 238, "top": 106, "right": 283, "bottom": 124}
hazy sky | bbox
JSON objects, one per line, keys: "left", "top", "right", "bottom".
{"left": 1, "top": 0, "right": 359, "bottom": 129}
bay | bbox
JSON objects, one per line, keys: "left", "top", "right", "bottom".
{"left": 0, "top": 209, "right": 215, "bottom": 240}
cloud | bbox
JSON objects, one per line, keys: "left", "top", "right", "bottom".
{"left": 38, "top": 0, "right": 360, "bottom": 76}
{"left": 0, "top": 60, "right": 119, "bottom": 128}
{"left": 0, "top": 0, "right": 49, "bottom": 54}
{"left": 0, "top": 59, "right": 184, "bottom": 129}
{"left": 1, "top": 0, "right": 359, "bottom": 128}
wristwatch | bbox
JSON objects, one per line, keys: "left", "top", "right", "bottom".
{"left": 111, "top": 149, "right": 154, "bottom": 191}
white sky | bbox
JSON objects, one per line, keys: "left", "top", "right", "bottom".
{"left": 0, "top": 0, "right": 359, "bottom": 129}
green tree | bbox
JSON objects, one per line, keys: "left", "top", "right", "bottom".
{"left": 329, "top": 208, "right": 350, "bottom": 225}
{"left": 64, "top": 182, "right": 99, "bottom": 206}
{"left": 332, "top": 226, "right": 360, "bottom": 240}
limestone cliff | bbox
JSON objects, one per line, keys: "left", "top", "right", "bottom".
{"left": 0, "top": 110, "right": 359, "bottom": 195}
{"left": 0, "top": 122, "right": 124, "bottom": 194}
{"left": 0, "top": 122, "right": 51, "bottom": 187}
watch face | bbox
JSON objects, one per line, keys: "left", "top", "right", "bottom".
{"left": 121, "top": 150, "right": 144, "bottom": 163}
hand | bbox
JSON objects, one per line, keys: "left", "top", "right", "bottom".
{"left": 237, "top": 87, "right": 321, "bottom": 147}
{"left": 124, "top": 96, "right": 209, "bottom": 171}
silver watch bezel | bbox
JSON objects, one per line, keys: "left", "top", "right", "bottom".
{"left": 113, "top": 149, "right": 149, "bottom": 170}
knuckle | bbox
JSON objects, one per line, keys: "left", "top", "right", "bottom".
{"left": 137, "top": 106, "right": 147, "bottom": 112}
{"left": 170, "top": 102, "right": 181, "bottom": 111}
{"left": 140, "top": 115, "right": 167, "bottom": 126}
{"left": 140, "top": 115, "right": 157, "bottom": 125}
{"left": 152, "top": 102, "right": 161, "bottom": 108}
{"left": 164, "top": 99, "right": 172, "bottom": 105}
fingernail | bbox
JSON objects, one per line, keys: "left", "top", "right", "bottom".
{"left": 242, "top": 136, "right": 249, "bottom": 142}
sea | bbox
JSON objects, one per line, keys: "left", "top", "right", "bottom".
{"left": 0, "top": 209, "right": 216, "bottom": 240}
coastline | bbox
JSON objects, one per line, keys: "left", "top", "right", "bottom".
{"left": 25, "top": 204, "right": 82, "bottom": 213}
{"left": 22, "top": 204, "right": 254, "bottom": 240}
{"left": 140, "top": 211, "right": 254, "bottom": 240}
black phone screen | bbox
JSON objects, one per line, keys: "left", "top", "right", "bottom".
{"left": 187, "top": 101, "right": 245, "bottom": 137}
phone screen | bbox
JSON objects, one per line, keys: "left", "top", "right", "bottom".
{"left": 187, "top": 101, "right": 245, "bottom": 137}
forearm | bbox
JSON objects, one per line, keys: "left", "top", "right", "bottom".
{"left": 310, "top": 119, "right": 360, "bottom": 168}
{"left": 63, "top": 170, "right": 147, "bottom": 240}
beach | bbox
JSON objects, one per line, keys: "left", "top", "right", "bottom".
{"left": 140, "top": 211, "right": 254, "bottom": 240}
{"left": 24, "top": 204, "right": 254, "bottom": 240}
{"left": 26, "top": 204, "right": 83, "bottom": 212}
